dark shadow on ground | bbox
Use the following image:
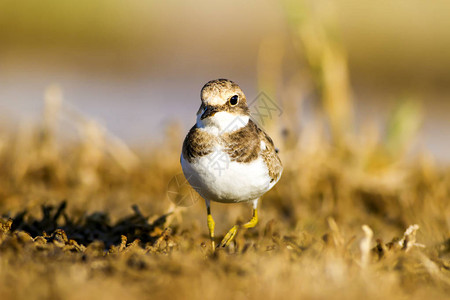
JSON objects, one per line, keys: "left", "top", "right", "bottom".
{"left": 7, "top": 201, "right": 170, "bottom": 248}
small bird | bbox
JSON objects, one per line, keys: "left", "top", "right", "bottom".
{"left": 181, "top": 79, "right": 282, "bottom": 250}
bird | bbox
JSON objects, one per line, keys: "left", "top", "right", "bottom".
{"left": 180, "top": 79, "right": 282, "bottom": 250}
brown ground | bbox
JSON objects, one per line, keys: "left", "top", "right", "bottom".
{"left": 0, "top": 96, "right": 449, "bottom": 300}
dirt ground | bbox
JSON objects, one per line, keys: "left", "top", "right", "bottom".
{"left": 0, "top": 105, "right": 449, "bottom": 300}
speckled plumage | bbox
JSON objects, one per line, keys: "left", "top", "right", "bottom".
{"left": 181, "top": 79, "right": 282, "bottom": 202}
{"left": 182, "top": 124, "right": 216, "bottom": 163}
{"left": 181, "top": 78, "right": 283, "bottom": 249}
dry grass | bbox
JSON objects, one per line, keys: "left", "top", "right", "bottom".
{"left": 0, "top": 85, "right": 449, "bottom": 300}
{"left": 1, "top": 2, "right": 450, "bottom": 298}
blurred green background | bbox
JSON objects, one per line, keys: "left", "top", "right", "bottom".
{"left": 1, "top": 0, "right": 449, "bottom": 160}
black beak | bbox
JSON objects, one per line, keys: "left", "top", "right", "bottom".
{"left": 200, "top": 105, "right": 218, "bottom": 120}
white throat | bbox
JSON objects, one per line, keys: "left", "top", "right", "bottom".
{"left": 196, "top": 111, "right": 249, "bottom": 135}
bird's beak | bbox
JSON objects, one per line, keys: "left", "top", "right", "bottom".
{"left": 196, "top": 103, "right": 205, "bottom": 116}
{"left": 200, "top": 105, "right": 218, "bottom": 120}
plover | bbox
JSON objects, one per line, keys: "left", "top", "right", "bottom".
{"left": 181, "top": 79, "right": 282, "bottom": 249}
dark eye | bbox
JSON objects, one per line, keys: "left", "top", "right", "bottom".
{"left": 229, "top": 95, "right": 239, "bottom": 106}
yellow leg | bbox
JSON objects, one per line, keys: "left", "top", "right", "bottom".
{"left": 243, "top": 209, "right": 258, "bottom": 229}
{"left": 218, "top": 225, "right": 238, "bottom": 248}
{"left": 219, "top": 208, "right": 258, "bottom": 248}
{"left": 206, "top": 204, "right": 215, "bottom": 251}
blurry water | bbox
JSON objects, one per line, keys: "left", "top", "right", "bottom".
{"left": 1, "top": 68, "right": 449, "bottom": 162}
{"left": 0, "top": 68, "right": 257, "bottom": 144}
{"left": 1, "top": 0, "right": 450, "bottom": 163}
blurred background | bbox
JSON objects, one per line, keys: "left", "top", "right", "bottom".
{"left": 1, "top": 3, "right": 450, "bottom": 299}
{"left": 1, "top": 0, "right": 449, "bottom": 160}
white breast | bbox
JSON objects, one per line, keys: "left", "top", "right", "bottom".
{"left": 181, "top": 150, "right": 277, "bottom": 203}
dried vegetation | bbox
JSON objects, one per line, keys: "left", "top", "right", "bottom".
{"left": 1, "top": 2, "right": 450, "bottom": 299}
{"left": 0, "top": 84, "right": 449, "bottom": 300}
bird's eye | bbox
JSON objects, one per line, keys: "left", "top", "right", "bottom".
{"left": 229, "top": 95, "right": 239, "bottom": 106}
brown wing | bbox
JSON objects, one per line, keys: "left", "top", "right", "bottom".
{"left": 222, "top": 119, "right": 283, "bottom": 182}
{"left": 182, "top": 125, "right": 216, "bottom": 163}
{"left": 258, "top": 126, "right": 283, "bottom": 183}
{"left": 222, "top": 120, "right": 260, "bottom": 163}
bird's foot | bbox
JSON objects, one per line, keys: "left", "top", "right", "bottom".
{"left": 218, "top": 225, "right": 238, "bottom": 248}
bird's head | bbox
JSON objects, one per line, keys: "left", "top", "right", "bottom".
{"left": 196, "top": 79, "right": 250, "bottom": 132}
